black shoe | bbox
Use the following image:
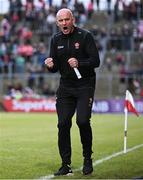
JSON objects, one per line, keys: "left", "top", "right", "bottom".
{"left": 82, "top": 158, "right": 93, "bottom": 175}
{"left": 54, "top": 164, "right": 73, "bottom": 176}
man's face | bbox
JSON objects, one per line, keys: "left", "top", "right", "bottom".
{"left": 56, "top": 10, "right": 75, "bottom": 35}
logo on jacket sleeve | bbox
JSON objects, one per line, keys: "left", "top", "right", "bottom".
{"left": 74, "top": 42, "right": 80, "bottom": 49}
{"left": 57, "top": 45, "right": 64, "bottom": 49}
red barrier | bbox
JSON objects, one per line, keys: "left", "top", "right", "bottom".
{"left": 3, "top": 98, "right": 56, "bottom": 112}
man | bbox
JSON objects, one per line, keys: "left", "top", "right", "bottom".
{"left": 45, "top": 8, "right": 100, "bottom": 176}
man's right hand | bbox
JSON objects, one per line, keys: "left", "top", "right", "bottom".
{"left": 44, "top": 58, "right": 54, "bottom": 68}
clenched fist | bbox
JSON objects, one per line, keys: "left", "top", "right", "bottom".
{"left": 45, "top": 58, "right": 54, "bottom": 68}
{"left": 68, "top": 58, "right": 78, "bottom": 68}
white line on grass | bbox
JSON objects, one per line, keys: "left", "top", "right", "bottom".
{"left": 38, "top": 143, "right": 143, "bottom": 180}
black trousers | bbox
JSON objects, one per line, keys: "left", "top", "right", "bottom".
{"left": 56, "top": 85, "right": 95, "bottom": 165}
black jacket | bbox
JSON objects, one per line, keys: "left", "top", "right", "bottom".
{"left": 48, "top": 26, "right": 100, "bottom": 87}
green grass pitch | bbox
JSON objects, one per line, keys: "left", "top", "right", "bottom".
{"left": 0, "top": 112, "right": 143, "bottom": 179}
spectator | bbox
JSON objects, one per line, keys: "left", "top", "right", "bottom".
{"left": 87, "top": 0, "right": 94, "bottom": 19}
{"left": 139, "top": 40, "right": 143, "bottom": 52}
{"left": 138, "top": 20, "right": 143, "bottom": 37}
{"left": 0, "top": 15, "right": 11, "bottom": 42}
{"left": 96, "top": 0, "right": 100, "bottom": 11}
{"left": 115, "top": 53, "right": 125, "bottom": 65}
{"left": 42, "top": 84, "right": 55, "bottom": 96}
{"left": 122, "top": 24, "right": 132, "bottom": 50}
{"left": 15, "top": 55, "right": 25, "bottom": 73}
{"left": 105, "top": 57, "right": 112, "bottom": 72}
{"left": 107, "top": 0, "right": 111, "bottom": 15}
{"left": 46, "top": 11, "right": 56, "bottom": 34}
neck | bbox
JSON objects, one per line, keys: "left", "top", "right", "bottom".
{"left": 70, "top": 26, "right": 75, "bottom": 34}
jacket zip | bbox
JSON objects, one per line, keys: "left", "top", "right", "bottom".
{"left": 67, "top": 38, "right": 70, "bottom": 57}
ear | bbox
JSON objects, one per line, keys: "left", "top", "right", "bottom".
{"left": 72, "top": 16, "right": 75, "bottom": 25}
{"left": 56, "top": 20, "right": 59, "bottom": 27}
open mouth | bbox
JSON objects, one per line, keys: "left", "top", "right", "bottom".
{"left": 63, "top": 27, "right": 68, "bottom": 30}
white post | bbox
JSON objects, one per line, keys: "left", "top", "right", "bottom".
{"left": 124, "top": 107, "right": 128, "bottom": 153}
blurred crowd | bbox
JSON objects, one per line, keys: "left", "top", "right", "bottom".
{"left": 0, "top": 0, "right": 143, "bottom": 98}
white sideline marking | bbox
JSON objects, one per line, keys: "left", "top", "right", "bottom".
{"left": 38, "top": 144, "right": 143, "bottom": 180}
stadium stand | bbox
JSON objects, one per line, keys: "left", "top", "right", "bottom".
{"left": 0, "top": 0, "right": 143, "bottom": 100}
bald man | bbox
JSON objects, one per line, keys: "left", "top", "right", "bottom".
{"left": 45, "top": 8, "right": 100, "bottom": 176}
